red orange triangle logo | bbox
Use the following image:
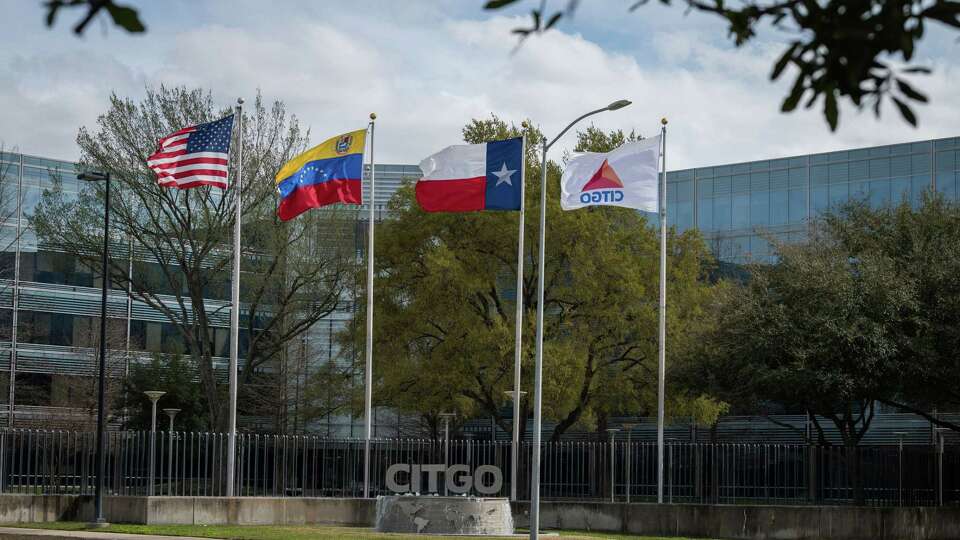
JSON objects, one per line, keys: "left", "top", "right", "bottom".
{"left": 581, "top": 159, "right": 624, "bottom": 191}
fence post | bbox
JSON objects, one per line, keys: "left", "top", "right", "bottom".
{"left": 606, "top": 429, "right": 618, "bottom": 503}
{"left": 808, "top": 443, "right": 817, "bottom": 503}
{"left": 938, "top": 432, "right": 944, "bottom": 507}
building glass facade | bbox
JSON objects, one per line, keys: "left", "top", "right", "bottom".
{"left": 668, "top": 136, "right": 960, "bottom": 263}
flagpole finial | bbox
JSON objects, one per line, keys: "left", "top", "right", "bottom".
{"left": 369, "top": 112, "right": 377, "bottom": 121}
{"left": 237, "top": 98, "right": 244, "bottom": 106}
{"left": 521, "top": 121, "right": 529, "bottom": 128}
{"left": 661, "top": 117, "right": 668, "bottom": 125}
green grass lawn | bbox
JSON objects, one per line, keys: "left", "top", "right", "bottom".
{"left": 3, "top": 522, "right": 715, "bottom": 540}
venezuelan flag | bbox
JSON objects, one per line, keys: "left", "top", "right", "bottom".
{"left": 274, "top": 129, "right": 367, "bottom": 221}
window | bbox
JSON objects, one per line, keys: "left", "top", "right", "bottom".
{"left": 869, "top": 158, "right": 891, "bottom": 178}
{"left": 911, "top": 153, "right": 931, "bottom": 174}
{"left": 732, "top": 194, "right": 750, "bottom": 229}
{"left": 675, "top": 202, "right": 693, "bottom": 232}
{"left": 770, "top": 190, "right": 788, "bottom": 226}
{"left": 0, "top": 309, "right": 11, "bottom": 341}
{"left": 937, "top": 173, "right": 957, "bottom": 201}
{"left": 936, "top": 150, "right": 956, "bottom": 172}
{"left": 891, "top": 178, "right": 911, "bottom": 204}
{"left": 828, "top": 183, "right": 848, "bottom": 208}
{"left": 20, "top": 186, "right": 41, "bottom": 216}
{"left": 732, "top": 236, "right": 750, "bottom": 262}
{"left": 811, "top": 187, "right": 829, "bottom": 215}
{"left": 788, "top": 168, "right": 807, "bottom": 189}
{"left": 674, "top": 180, "right": 694, "bottom": 202}
{"left": 713, "top": 196, "right": 732, "bottom": 231}
{"left": 810, "top": 165, "right": 828, "bottom": 186}
{"left": 828, "top": 163, "right": 848, "bottom": 183}
{"left": 869, "top": 180, "right": 890, "bottom": 208}
{"left": 697, "top": 198, "right": 713, "bottom": 230}
{"left": 849, "top": 181, "right": 869, "bottom": 201}
{"left": 697, "top": 178, "right": 713, "bottom": 198}
{"left": 750, "top": 190, "right": 769, "bottom": 226}
{"left": 750, "top": 172, "right": 769, "bottom": 191}
{"left": 750, "top": 236, "right": 770, "bottom": 262}
{"left": 912, "top": 175, "right": 931, "bottom": 208}
{"left": 16, "top": 373, "right": 52, "bottom": 406}
{"left": 788, "top": 189, "right": 806, "bottom": 223}
{"left": 20, "top": 251, "right": 95, "bottom": 287}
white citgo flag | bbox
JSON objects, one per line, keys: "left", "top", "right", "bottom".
{"left": 560, "top": 135, "right": 661, "bottom": 212}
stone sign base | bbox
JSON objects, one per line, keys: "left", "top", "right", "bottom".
{"left": 375, "top": 495, "right": 513, "bottom": 535}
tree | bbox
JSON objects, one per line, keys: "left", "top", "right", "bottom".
{"left": 343, "top": 115, "right": 724, "bottom": 441}
{"left": 823, "top": 196, "right": 960, "bottom": 431}
{"left": 44, "top": 0, "right": 145, "bottom": 35}
{"left": 31, "top": 86, "right": 356, "bottom": 431}
{"left": 485, "top": 0, "right": 960, "bottom": 130}
{"left": 119, "top": 353, "right": 206, "bottom": 432}
{"left": 691, "top": 224, "right": 917, "bottom": 503}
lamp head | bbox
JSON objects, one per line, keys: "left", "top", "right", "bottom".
{"left": 606, "top": 99, "right": 632, "bottom": 111}
{"left": 163, "top": 408, "right": 181, "bottom": 419}
{"left": 77, "top": 171, "right": 109, "bottom": 182}
{"left": 144, "top": 391, "right": 166, "bottom": 403}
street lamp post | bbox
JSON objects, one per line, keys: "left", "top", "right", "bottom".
{"left": 894, "top": 431, "right": 907, "bottom": 506}
{"left": 164, "top": 408, "right": 181, "bottom": 495}
{"left": 77, "top": 170, "right": 111, "bottom": 526}
{"left": 606, "top": 429, "right": 620, "bottom": 503}
{"left": 438, "top": 412, "right": 456, "bottom": 495}
{"left": 503, "top": 390, "right": 527, "bottom": 501}
{"left": 529, "top": 99, "right": 631, "bottom": 540}
{"left": 621, "top": 423, "right": 639, "bottom": 503}
{"left": 144, "top": 391, "right": 165, "bottom": 496}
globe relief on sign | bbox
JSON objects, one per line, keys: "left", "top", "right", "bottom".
{"left": 385, "top": 463, "right": 503, "bottom": 495}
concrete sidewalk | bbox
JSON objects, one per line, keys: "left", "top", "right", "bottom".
{"left": 0, "top": 528, "right": 217, "bottom": 540}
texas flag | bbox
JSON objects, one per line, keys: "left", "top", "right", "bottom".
{"left": 415, "top": 137, "right": 523, "bottom": 212}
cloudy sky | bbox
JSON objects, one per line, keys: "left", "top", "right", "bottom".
{"left": 2, "top": 0, "right": 958, "bottom": 169}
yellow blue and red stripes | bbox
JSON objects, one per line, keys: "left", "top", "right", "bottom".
{"left": 274, "top": 129, "right": 367, "bottom": 221}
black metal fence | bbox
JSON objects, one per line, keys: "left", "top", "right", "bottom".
{"left": 0, "top": 428, "right": 957, "bottom": 506}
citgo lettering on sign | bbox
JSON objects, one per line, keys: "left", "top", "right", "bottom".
{"left": 385, "top": 463, "right": 503, "bottom": 495}
{"left": 579, "top": 190, "right": 624, "bottom": 204}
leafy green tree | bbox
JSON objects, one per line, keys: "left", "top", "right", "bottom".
{"left": 692, "top": 226, "right": 917, "bottom": 503}
{"left": 31, "top": 86, "right": 355, "bottom": 431}
{"left": 486, "top": 0, "right": 960, "bottom": 130}
{"left": 823, "top": 196, "right": 960, "bottom": 430}
{"left": 118, "top": 353, "right": 206, "bottom": 432}
{"left": 344, "top": 115, "right": 724, "bottom": 441}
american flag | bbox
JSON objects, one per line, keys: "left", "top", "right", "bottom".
{"left": 147, "top": 115, "right": 235, "bottom": 189}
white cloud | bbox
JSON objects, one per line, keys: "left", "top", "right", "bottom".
{"left": 0, "top": 1, "right": 958, "bottom": 170}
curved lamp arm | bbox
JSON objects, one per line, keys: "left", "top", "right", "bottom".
{"left": 544, "top": 99, "right": 632, "bottom": 151}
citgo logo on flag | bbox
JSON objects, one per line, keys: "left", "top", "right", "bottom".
{"left": 580, "top": 159, "right": 625, "bottom": 204}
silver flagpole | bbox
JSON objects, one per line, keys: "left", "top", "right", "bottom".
{"left": 529, "top": 100, "right": 631, "bottom": 540}
{"left": 656, "top": 118, "right": 668, "bottom": 504}
{"left": 510, "top": 131, "right": 527, "bottom": 502}
{"left": 226, "top": 98, "right": 244, "bottom": 498}
{"left": 363, "top": 113, "right": 377, "bottom": 499}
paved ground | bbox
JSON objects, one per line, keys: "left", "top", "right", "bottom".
{"left": 0, "top": 529, "right": 213, "bottom": 540}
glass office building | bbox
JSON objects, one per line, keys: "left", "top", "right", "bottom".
{"left": 667, "top": 136, "right": 960, "bottom": 263}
